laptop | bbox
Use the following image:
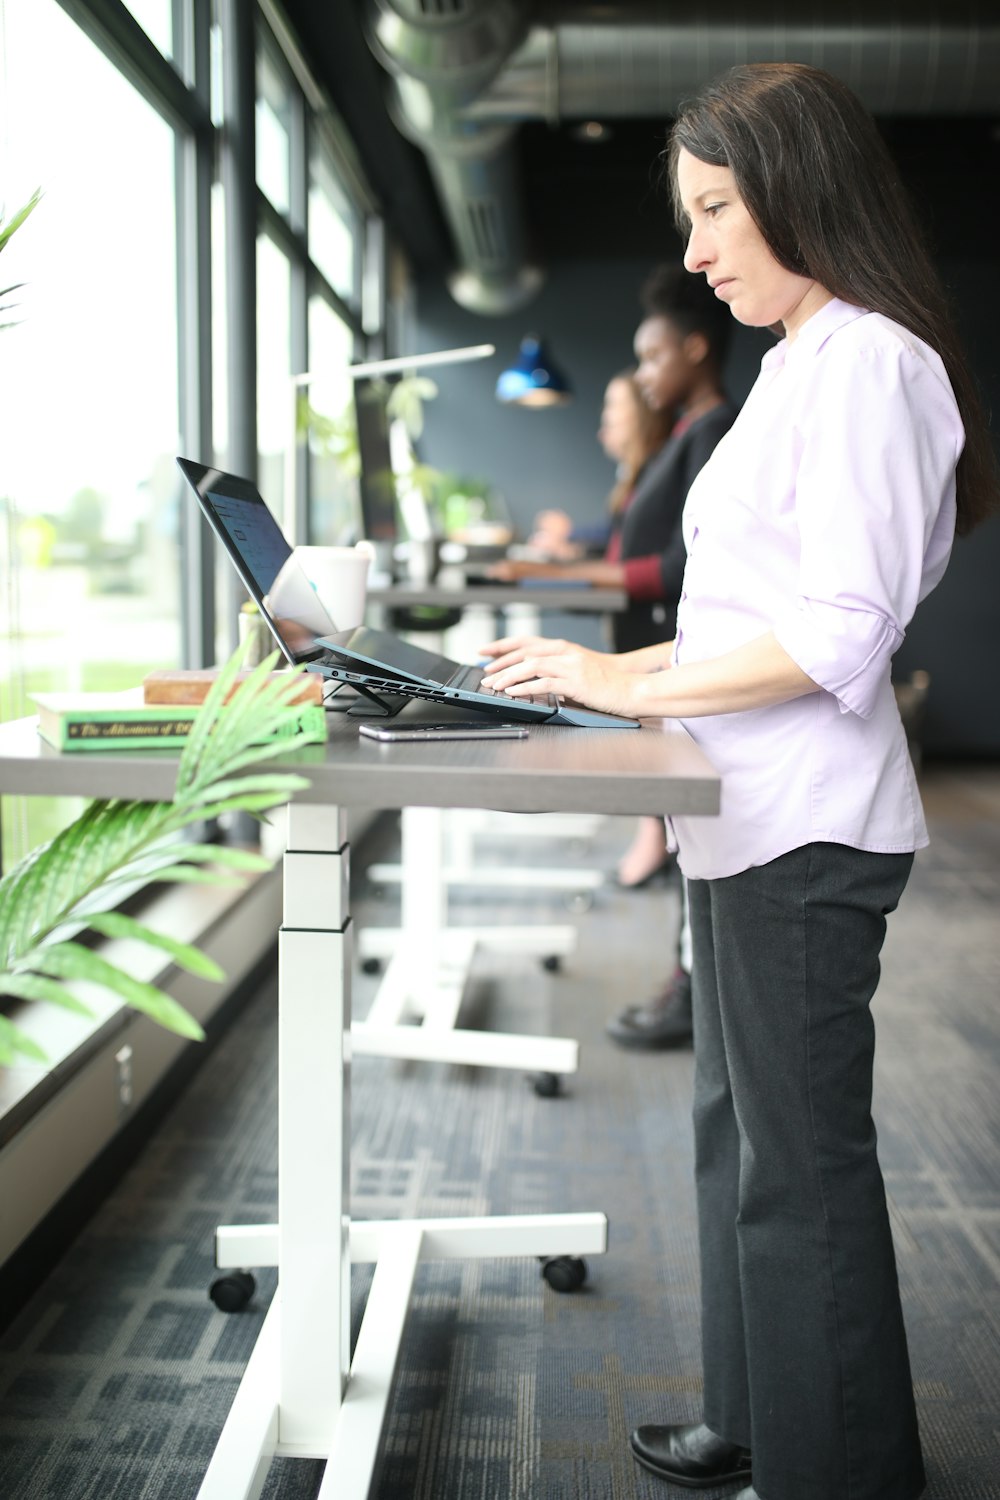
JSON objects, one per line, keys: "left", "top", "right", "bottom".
{"left": 177, "top": 458, "right": 639, "bottom": 728}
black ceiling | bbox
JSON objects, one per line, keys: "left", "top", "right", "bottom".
{"left": 280, "top": 2, "right": 999, "bottom": 276}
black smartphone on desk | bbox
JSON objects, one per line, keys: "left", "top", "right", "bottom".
{"left": 359, "top": 721, "right": 529, "bottom": 743}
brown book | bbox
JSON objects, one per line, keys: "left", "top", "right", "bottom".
{"left": 142, "top": 668, "right": 323, "bottom": 707}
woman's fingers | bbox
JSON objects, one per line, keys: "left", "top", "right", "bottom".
{"left": 487, "top": 649, "right": 636, "bottom": 717}
{"left": 488, "top": 653, "right": 577, "bottom": 694}
{"left": 479, "top": 635, "right": 566, "bottom": 669}
{"left": 478, "top": 633, "right": 538, "bottom": 658}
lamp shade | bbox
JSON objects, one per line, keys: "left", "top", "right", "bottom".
{"left": 495, "top": 335, "right": 572, "bottom": 407}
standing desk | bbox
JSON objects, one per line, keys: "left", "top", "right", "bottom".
{"left": 0, "top": 710, "right": 719, "bottom": 1499}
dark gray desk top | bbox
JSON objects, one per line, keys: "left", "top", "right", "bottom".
{"left": 367, "top": 578, "right": 627, "bottom": 613}
{"left": 0, "top": 713, "right": 719, "bottom": 818}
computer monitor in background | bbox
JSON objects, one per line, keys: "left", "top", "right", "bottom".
{"left": 354, "top": 373, "right": 440, "bottom": 579}
{"left": 353, "top": 374, "right": 399, "bottom": 577}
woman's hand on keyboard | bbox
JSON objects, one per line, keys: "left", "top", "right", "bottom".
{"left": 481, "top": 639, "right": 639, "bottom": 718}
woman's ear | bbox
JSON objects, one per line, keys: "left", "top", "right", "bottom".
{"left": 683, "top": 331, "right": 710, "bottom": 366}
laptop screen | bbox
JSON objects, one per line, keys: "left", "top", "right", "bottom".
{"left": 177, "top": 458, "right": 338, "bottom": 663}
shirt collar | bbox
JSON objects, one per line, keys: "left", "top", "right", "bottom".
{"left": 760, "top": 296, "right": 870, "bottom": 372}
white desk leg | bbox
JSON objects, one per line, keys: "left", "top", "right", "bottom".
{"left": 200, "top": 802, "right": 351, "bottom": 1494}
{"left": 277, "top": 815, "right": 351, "bottom": 1454}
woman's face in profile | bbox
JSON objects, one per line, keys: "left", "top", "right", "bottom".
{"left": 598, "top": 378, "right": 639, "bottom": 460}
{"left": 676, "top": 149, "right": 830, "bottom": 340}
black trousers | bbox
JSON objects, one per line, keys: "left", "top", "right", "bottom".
{"left": 687, "top": 842, "right": 925, "bottom": 1500}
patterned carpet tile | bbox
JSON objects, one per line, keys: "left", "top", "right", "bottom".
{"left": 0, "top": 786, "right": 998, "bottom": 1498}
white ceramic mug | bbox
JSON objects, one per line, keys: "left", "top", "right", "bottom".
{"left": 293, "top": 544, "right": 371, "bottom": 631}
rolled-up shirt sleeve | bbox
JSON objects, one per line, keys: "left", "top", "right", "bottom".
{"left": 771, "top": 338, "right": 961, "bottom": 719}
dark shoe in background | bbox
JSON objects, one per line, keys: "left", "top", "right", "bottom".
{"left": 629, "top": 1421, "right": 752, "bottom": 1488}
{"left": 606, "top": 967, "right": 693, "bottom": 1050}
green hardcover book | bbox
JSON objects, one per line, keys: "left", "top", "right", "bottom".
{"left": 31, "top": 689, "right": 326, "bottom": 753}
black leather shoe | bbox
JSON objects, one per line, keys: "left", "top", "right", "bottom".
{"left": 605, "top": 968, "right": 693, "bottom": 1049}
{"left": 629, "top": 1421, "right": 752, "bottom": 1488}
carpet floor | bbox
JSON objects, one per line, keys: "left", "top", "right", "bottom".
{"left": 1, "top": 766, "right": 998, "bottom": 1499}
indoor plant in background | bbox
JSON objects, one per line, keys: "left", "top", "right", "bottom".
{"left": 0, "top": 644, "right": 322, "bottom": 1066}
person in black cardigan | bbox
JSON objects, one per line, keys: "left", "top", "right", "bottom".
{"left": 489, "top": 266, "right": 735, "bottom": 1045}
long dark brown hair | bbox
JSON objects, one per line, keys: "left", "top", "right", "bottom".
{"left": 666, "top": 62, "right": 998, "bottom": 535}
{"left": 605, "top": 368, "right": 674, "bottom": 515}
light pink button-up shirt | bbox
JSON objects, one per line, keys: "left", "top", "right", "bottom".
{"left": 670, "top": 297, "right": 963, "bottom": 880}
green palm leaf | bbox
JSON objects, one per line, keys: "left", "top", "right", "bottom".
{"left": 83, "top": 913, "right": 226, "bottom": 981}
{"left": 0, "top": 1016, "right": 49, "bottom": 1066}
{"left": 0, "top": 641, "right": 317, "bottom": 1065}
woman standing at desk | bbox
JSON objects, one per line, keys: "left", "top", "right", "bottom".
{"left": 482, "top": 62, "right": 997, "bottom": 1500}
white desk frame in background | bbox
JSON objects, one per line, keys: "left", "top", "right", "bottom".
{"left": 0, "top": 713, "right": 719, "bottom": 1500}
{"left": 353, "top": 593, "right": 620, "bottom": 1081}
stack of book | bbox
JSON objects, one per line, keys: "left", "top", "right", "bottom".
{"left": 32, "top": 670, "right": 326, "bottom": 753}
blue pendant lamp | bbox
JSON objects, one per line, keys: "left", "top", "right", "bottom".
{"left": 495, "top": 334, "right": 572, "bottom": 407}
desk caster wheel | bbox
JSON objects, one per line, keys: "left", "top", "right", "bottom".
{"left": 541, "top": 955, "right": 562, "bottom": 973}
{"left": 541, "top": 1255, "right": 587, "bottom": 1293}
{"left": 361, "top": 956, "right": 382, "bottom": 976}
{"left": 531, "top": 1071, "right": 562, "bottom": 1098}
{"left": 210, "top": 1271, "right": 256, "bottom": 1312}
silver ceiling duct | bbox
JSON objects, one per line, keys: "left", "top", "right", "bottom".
{"left": 364, "top": 1, "right": 1000, "bottom": 313}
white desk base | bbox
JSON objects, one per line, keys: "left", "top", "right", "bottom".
{"left": 198, "top": 803, "right": 607, "bottom": 1500}
{"left": 367, "top": 808, "right": 607, "bottom": 898}
{"left": 354, "top": 804, "right": 582, "bottom": 1082}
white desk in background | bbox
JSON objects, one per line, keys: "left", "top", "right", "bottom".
{"left": 360, "top": 574, "right": 633, "bottom": 1086}
{"left": 0, "top": 709, "right": 719, "bottom": 1500}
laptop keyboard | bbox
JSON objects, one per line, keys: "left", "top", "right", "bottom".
{"left": 447, "top": 662, "right": 487, "bottom": 692}
{"left": 320, "top": 657, "right": 556, "bottom": 710}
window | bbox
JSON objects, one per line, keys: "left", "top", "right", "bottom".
{"left": 120, "top": 0, "right": 176, "bottom": 61}
{"left": 0, "top": 0, "right": 184, "bottom": 859}
{"left": 307, "top": 297, "right": 358, "bottom": 545}
{"left": 0, "top": 0, "right": 384, "bottom": 872}
{"left": 256, "top": 44, "right": 293, "bottom": 219}
{"left": 310, "top": 148, "right": 359, "bottom": 307}
{"left": 256, "top": 232, "right": 293, "bottom": 534}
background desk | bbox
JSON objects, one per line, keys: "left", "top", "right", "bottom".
{"left": 366, "top": 575, "right": 627, "bottom": 615}
{"left": 0, "top": 712, "right": 719, "bottom": 1500}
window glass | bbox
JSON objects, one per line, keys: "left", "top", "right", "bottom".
{"left": 306, "top": 298, "right": 358, "bottom": 545}
{"left": 0, "top": 0, "right": 183, "bottom": 862}
{"left": 256, "top": 233, "right": 293, "bottom": 536}
{"left": 256, "top": 46, "right": 291, "bottom": 216}
{"left": 121, "top": 0, "right": 175, "bottom": 61}
{"left": 309, "top": 148, "right": 358, "bottom": 304}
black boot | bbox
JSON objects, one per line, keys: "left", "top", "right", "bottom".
{"left": 605, "top": 967, "right": 693, "bottom": 1050}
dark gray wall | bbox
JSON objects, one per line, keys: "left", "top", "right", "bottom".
{"left": 415, "top": 256, "right": 770, "bottom": 538}
{"left": 415, "top": 256, "right": 1000, "bottom": 758}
